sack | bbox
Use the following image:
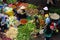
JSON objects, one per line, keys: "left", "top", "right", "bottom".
{"left": 39, "top": 29, "right": 44, "bottom": 34}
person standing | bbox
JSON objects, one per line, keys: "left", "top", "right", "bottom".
{"left": 34, "top": 16, "right": 40, "bottom": 37}
{"left": 44, "top": 22, "right": 53, "bottom": 40}
{"left": 47, "top": 0, "right": 54, "bottom": 5}
{"left": 47, "top": 0, "right": 57, "bottom": 7}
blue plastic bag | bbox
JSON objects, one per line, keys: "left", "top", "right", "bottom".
{"left": 45, "top": 17, "right": 50, "bottom": 24}
{"left": 0, "top": 5, "right": 3, "bottom": 8}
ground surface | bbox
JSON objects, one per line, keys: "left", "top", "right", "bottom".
{"left": 30, "top": 32, "right": 60, "bottom": 40}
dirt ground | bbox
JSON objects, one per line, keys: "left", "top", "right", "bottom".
{"left": 30, "top": 32, "right": 60, "bottom": 40}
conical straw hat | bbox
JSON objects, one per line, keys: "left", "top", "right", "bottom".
{"left": 50, "top": 13, "right": 60, "bottom": 20}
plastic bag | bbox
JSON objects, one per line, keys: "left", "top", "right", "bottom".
{"left": 39, "top": 29, "right": 44, "bottom": 34}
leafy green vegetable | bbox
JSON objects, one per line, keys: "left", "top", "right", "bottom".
{"left": 28, "top": 4, "right": 38, "bottom": 9}
{"left": 0, "top": 1, "right": 3, "bottom": 5}
{"left": 49, "top": 7, "right": 60, "bottom": 15}
{"left": 17, "top": 22, "right": 35, "bottom": 40}
{"left": 6, "top": 0, "right": 17, "bottom": 4}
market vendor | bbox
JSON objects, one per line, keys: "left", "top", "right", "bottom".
{"left": 0, "top": 19, "right": 7, "bottom": 32}
{"left": 49, "top": 13, "right": 60, "bottom": 33}
{"left": 0, "top": 14, "right": 9, "bottom": 32}
{"left": 44, "top": 22, "right": 53, "bottom": 40}
{"left": 45, "top": 14, "right": 51, "bottom": 25}
{"left": 16, "top": 6, "right": 27, "bottom": 20}
{"left": 34, "top": 16, "right": 40, "bottom": 37}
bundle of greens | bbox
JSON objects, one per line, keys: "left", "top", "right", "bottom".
{"left": 49, "top": 7, "right": 60, "bottom": 15}
{"left": 6, "top": 0, "right": 17, "bottom": 4}
{"left": 17, "top": 22, "right": 35, "bottom": 40}
{"left": 28, "top": 4, "right": 38, "bottom": 9}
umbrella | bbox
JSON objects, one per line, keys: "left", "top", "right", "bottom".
{"left": 50, "top": 13, "right": 60, "bottom": 20}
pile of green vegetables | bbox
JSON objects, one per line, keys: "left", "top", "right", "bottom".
{"left": 49, "top": 7, "right": 60, "bottom": 15}
{"left": 0, "top": 2, "right": 3, "bottom": 5}
{"left": 28, "top": 4, "right": 38, "bottom": 9}
{"left": 17, "top": 22, "right": 35, "bottom": 40}
{"left": 6, "top": 0, "right": 17, "bottom": 4}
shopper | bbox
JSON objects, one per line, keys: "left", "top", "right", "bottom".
{"left": 57, "top": 19, "right": 60, "bottom": 31}
{"left": 0, "top": 15, "right": 8, "bottom": 32}
{"left": 47, "top": 0, "right": 57, "bottom": 7}
{"left": 44, "top": 22, "right": 53, "bottom": 40}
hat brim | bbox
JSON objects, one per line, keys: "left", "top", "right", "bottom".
{"left": 50, "top": 13, "right": 60, "bottom": 20}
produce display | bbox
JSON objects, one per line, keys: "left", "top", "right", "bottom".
{"left": 3, "top": 7, "right": 14, "bottom": 16}
{"left": 8, "top": 4, "right": 16, "bottom": 9}
{"left": 28, "top": 4, "right": 38, "bottom": 9}
{"left": 26, "top": 9, "right": 39, "bottom": 16}
{"left": 8, "top": 16, "right": 20, "bottom": 28}
{"left": 0, "top": 2, "right": 40, "bottom": 40}
{"left": 17, "top": 22, "right": 35, "bottom": 40}
{"left": 6, "top": 0, "right": 17, "bottom": 4}
{"left": 16, "top": 2, "right": 28, "bottom": 7}
{"left": 0, "top": 1, "right": 3, "bottom": 5}
{"left": 0, "top": 32, "right": 12, "bottom": 40}
{"left": 0, "top": 1, "right": 59, "bottom": 40}
{"left": 49, "top": 7, "right": 60, "bottom": 15}
{"left": 5, "top": 27, "right": 18, "bottom": 40}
